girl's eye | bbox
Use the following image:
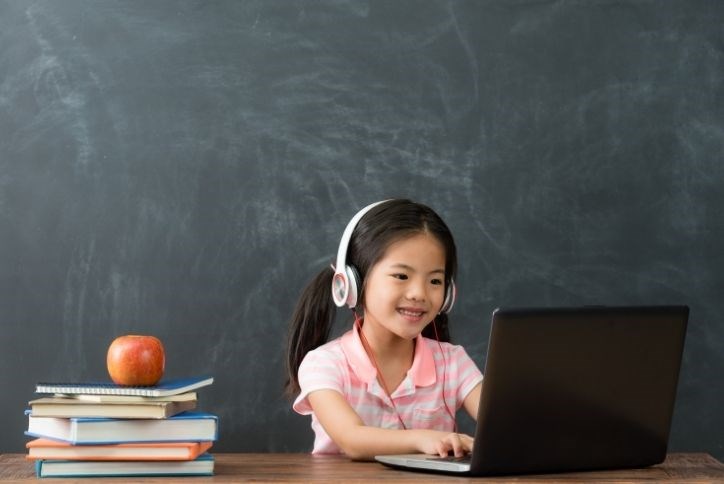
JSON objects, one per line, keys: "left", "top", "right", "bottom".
{"left": 431, "top": 278, "right": 443, "bottom": 286}
{"left": 391, "top": 273, "right": 408, "bottom": 280}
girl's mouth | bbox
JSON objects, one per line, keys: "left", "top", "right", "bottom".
{"left": 397, "top": 308, "right": 426, "bottom": 320}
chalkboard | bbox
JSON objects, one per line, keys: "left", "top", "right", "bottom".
{"left": 1, "top": 0, "right": 722, "bottom": 460}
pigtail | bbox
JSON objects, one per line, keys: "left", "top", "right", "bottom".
{"left": 285, "top": 266, "right": 336, "bottom": 397}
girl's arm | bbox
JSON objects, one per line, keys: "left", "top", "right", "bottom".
{"left": 307, "top": 389, "right": 474, "bottom": 461}
{"left": 462, "top": 381, "right": 483, "bottom": 420}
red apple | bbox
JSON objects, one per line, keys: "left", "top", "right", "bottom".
{"left": 107, "top": 335, "right": 165, "bottom": 386}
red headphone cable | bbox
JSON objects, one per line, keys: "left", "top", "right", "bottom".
{"left": 354, "top": 314, "right": 458, "bottom": 433}
{"left": 432, "top": 318, "right": 458, "bottom": 433}
{"left": 354, "top": 315, "right": 408, "bottom": 429}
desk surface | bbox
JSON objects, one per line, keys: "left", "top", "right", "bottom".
{"left": 2, "top": 452, "right": 723, "bottom": 482}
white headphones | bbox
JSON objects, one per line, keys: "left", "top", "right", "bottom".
{"left": 331, "top": 200, "right": 456, "bottom": 313}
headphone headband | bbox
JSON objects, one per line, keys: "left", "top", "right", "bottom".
{"left": 334, "top": 201, "right": 387, "bottom": 282}
{"left": 332, "top": 200, "right": 388, "bottom": 308}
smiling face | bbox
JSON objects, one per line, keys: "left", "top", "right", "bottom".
{"left": 361, "top": 232, "right": 447, "bottom": 342}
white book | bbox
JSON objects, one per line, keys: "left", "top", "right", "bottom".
{"left": 35, "top": 453, "right": 214, "bottom": 478}
{"left": 26, "top": 411, "right": 218, "bottom": 445}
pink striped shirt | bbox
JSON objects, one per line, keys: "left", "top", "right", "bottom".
{"left": 293, "top": 325, "right": 483, "bottom": 454}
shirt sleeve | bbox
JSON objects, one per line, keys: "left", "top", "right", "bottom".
{"left": 449, "top": 345, "right": 484, "bottom": 405}
{"left": 292, "top": 346, "right": 346, "bottom": 415}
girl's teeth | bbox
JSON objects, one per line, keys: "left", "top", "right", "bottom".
{"left": 399, "top": 309, "right": 423, "bottom": 317}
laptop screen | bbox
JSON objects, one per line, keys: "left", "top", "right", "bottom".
{"left": 376, "top": 305, "right": 688, "bottom": 476}
{"left": 470, "top": 305, "right": 688, "bottom": 475}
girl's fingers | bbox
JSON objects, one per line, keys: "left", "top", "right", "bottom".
{"left": 433, "top": 433, "right": 475, "bottom": 457}
{"left": 442, "top": 433, "right": 465, "bottom": 457}
{"left": 461, "top": 433, "right": 474, "bottom": 451}
{"left": 452, "top": 434, "right": 466, "bottom": 457}
{"left": 451, "top": 433, "right": 475, "bottom": 456}
{"left": 437, "top": 444, "right": 447, "bottom": 457}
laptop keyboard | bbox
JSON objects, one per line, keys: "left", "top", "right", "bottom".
{"left": 428, "top": 455, "right": 471, "bottom": 464}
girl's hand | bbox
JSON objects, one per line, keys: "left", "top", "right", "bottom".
{"left": 417, "top": 431, "right": 474, "bottom": 457}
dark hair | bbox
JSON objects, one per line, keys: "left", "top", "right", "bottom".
{"left": 284, "top": 199, "right": 458, "bottom": 396}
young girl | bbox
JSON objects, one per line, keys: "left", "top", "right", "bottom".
{"left": 286, "top": 199, "right": 483, "bottom": 460}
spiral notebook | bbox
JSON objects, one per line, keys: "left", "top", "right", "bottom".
{"left": 376, "top": 305, "right": 689, "bottom": 476}
{"left": 35, "top": 376, "right": 213, "bottom": 398}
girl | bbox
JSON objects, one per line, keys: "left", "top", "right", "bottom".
{"left": 286, "top": 199, "right": 483, "bottom": 460}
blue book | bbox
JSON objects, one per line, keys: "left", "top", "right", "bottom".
{"left": 35, "top": 452, "right": 214, "bottom": 478}
{"left": 26, "top": 411, "right": 219, "bottom": 445}
{"left": 35, "top": 376, "right": 213, "bottom": 397}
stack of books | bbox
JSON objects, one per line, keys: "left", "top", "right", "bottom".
{"left": 25, "top": 376, "right": 217, "bottom": 478}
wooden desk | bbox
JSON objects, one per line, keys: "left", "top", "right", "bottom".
{"left": 2, "top": 453, "right": 723, "bottom": 482}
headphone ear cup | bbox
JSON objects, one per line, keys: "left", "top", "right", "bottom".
{"left": 331, "top": 270, "right": 349, "bottom": 308}
{"left": 345, "top": 265, "right": 362, "bottom": 308}
{"left": 440, "top": 280, "right": 456, "bottom": 314}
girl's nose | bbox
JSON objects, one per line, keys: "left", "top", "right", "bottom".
{"left": 406, "top": 280, "right": 426, "bottom": 301}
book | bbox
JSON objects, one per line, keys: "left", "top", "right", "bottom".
{"left": 28, "top": 395, "right": 197, "bottom": 419}
{"left": 34, "top": 453, "right": 214, "bottom": 477}
{"left": 26, "top": 438, "right": 213, "bottom": 461}
{"left": 26, "top": 411, "right": 219, "bottom": 444}
{"left": 35, "top": 376, "right": 213, "bottom": 397}
{"left": 64, "top": 391, "right": 198, "bottom": 403}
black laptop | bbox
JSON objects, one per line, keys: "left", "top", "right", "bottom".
{"left": 375, "top": 305, "right": 689, "bottom": 476}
